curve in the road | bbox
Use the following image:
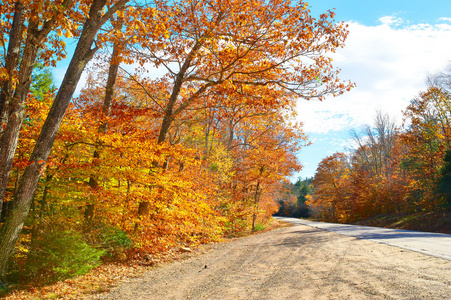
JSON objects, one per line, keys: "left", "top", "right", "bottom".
{"left": 276, "top": 217, "right": 451, "bottom": 261}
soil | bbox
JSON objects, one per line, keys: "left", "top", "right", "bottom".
{"left": 91, "top": 222, "right": 451, "bottom": 300}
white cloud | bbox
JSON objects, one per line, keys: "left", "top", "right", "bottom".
{"left": 297, "top": 19, "right": 451, "bottom": 134}
{"left": 439, "top": 17, "right": 451, "bottom": 22}
{"left": 436, "top": 23, "right": 451, "bottom": 30}
{"left": 379, "top": 16, "right": 404, "bottom": 26}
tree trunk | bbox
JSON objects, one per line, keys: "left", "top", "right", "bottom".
{"left": 157, "top": 40, "right": 202, "bottom": 144}
{"left": 251, "top": 181, "right": 261, "bottom": 232}
{"left": 0, "top": 0, "right": 74, "bottom": 222}
{"left": 84, "top": 16, "right": 123, "bottom": 225}
{"left": 0, "top": 2, "right": 25, "bottom": 137}
{"left": 0, "top": 2, "right": 29, "bottom": 214}
{"left": 0, "top": 0, "right": 127, "bottom": 281}
{"left": 135, "top": 40, "right": 203, "bottom": 221}
{"left": 30, "top": 174, "right": 52, "bottom": 249}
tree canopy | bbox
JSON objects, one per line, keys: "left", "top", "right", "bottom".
{"left": 0, "top": 0, "right": 352, "bottom": 282}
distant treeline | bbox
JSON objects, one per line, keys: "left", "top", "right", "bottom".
{"left": 306, "top": 68, "right": 451, "bottom": 223}
{"left": 274, "top": 178, "right": 312, "bottom": 218}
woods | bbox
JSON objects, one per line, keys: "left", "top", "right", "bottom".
{"left": 0, "top": 0, "right": 351, "bottom": 284}
{"left": 307, "top": 70, "right": 451, "bottom": 223}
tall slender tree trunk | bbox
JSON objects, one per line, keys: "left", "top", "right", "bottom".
{"left": 30, "top": 173, "right": 52, "bottom": 249}
{"left": 85, "top": 16, "right": 123, "bottom": 226}
{"left": 0, "top": 2, "right": 24, "bottom": 133}
{"left": 251, "top": 181, "right": 261, "bottom": 232}
{"left": 0, "top": 2, "right": 31, "bottom": 214}
{"left": 136, "top": 40, "right": 203, "bottom": 220}
{"left": 0, "top": 0, "right": 127, "bottom": 281}
{"left": 0, "top": 0, "right": 73, "bottom": 221}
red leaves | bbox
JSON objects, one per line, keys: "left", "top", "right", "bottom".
{"left": 2, "top": 1, "right": 356, "bottom": 291}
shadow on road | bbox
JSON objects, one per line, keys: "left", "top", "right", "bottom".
{"left": 322, "top": 225, "right": 449, "bottom": 240}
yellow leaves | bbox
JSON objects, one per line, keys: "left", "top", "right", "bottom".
{"left": 224, "top": 79, "right": 237, "bottom": 91}
{"left": 4, "top": 1, "right": 357, "bottom": 279}
{"left": 64, "top": 30, "right": 73, "bottom": 38}
{"left": 0, "top": 67, "right": 9, "bottom": 81}
{"left": 304, "top": 194, "right": 314, "bottom": 206}
{"left": 117, "top": 9, "right": 125, "bottom": 18}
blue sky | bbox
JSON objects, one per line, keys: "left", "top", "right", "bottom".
{"left": 310, "top": 0, "right": 451, "bottom": 25}
{"left": 292, "top": 0, "right": 451, "bottom": 180}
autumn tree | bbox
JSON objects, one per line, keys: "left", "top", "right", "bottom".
{"left": 437, "top": 149, "right": 451, "bottom": 207}
{"left": 83, "top": 14, "right": 125, "bottom": 226}
{"left": 230, "top": 111, "right": 304, "bottom": 230}
{"left": 350, "top": 110, "right": 397, "bottom": 177}
{"left": 307, "top": 63, "right": 451, "bottom": 224}
{"left": 401, "top": 86, "right": 451, "bottom": 210}
{"left": 0, "top": 0, "right": 74, "bottom": 215}
{"left": 347, "top": 111, "right": 402, "bottom": 215}
{"left": 120, "top": 0, "right": 352, "bottom": 221}
{"left": 0, "top": 0, "right": 130, "bottom": 280}
{"left": 0, "top": 0, "right": 355, "bottom": 282}
{"left": 127, "top": 0, "right": 352, "bottom": 145}
{"left": 309, "top": 110, "right": 401, "bottom": 223}
{"left": 308, "top": 152, "right": 349, "bottom": 222}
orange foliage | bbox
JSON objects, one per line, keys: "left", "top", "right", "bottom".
{"left": 309, "top": 89, "right": 451, "bottom": 223}
{"left": 1, "top": 0, "right": 355, "bottom": 285}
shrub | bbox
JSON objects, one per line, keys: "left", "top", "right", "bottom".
{"left": 253, "top": 223, "right": 266, "bottom": 232}
{"left": 99, "top": 227, "right": 133, "bottom": 257}
{"left": 26, "top": 229, "right": 105, "bottom": 280}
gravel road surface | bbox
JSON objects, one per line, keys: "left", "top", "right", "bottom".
{"left": 94, "top": 222, "right": 451, "bottom": 299}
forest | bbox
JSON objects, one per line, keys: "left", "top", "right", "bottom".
{"left": 304, "top": 71, "right": 451, "bottom": 223}
{"left": 0, "top": 0, "right": 353, "bottom": 287}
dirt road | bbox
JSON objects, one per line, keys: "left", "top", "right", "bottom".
{"left": 94, "top": 223, "right": 451, "bottom": 299}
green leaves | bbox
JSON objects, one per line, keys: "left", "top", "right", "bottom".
{"left": 26, "top": 230, "right": 105, "bottom": 280}
{"left": 30, "top": 64, "right": 56, "bottom": 102}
